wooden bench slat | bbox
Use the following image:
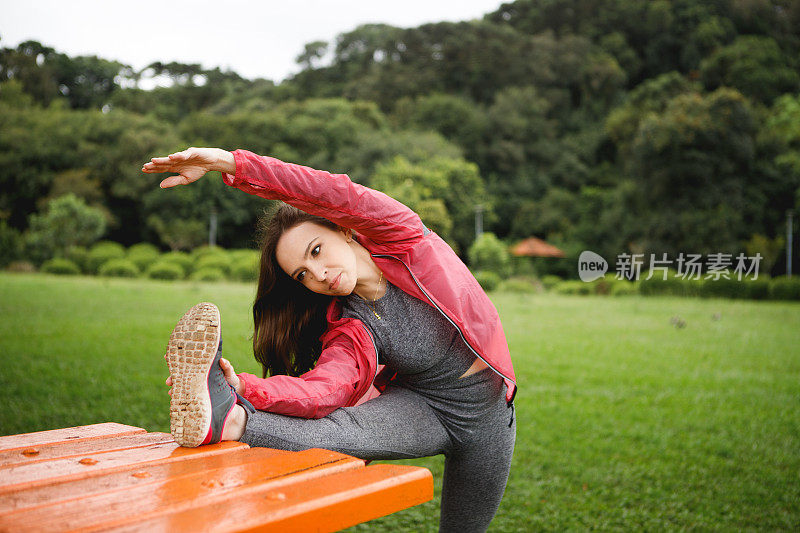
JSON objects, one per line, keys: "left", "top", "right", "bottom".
{"left": 0, "top": 439, "right": 247, "bottom": 494}
{"left": 0, "top": 432, "right": 175, "bottom": 468}
{"left": 0, "top": 423, "right": 146, "bottom": 453}
{"left": 0, "top": 447, "right": 287, "bottom": 516}
{"left": 99, "top": 464, "right": 433, "bottom": 533}
{"left": 0, "top": 448, "right": 366, "bottom": 532}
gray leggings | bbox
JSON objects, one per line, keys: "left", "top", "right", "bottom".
{"left": 240, "top": 368, "right": 516, "bottom": 532}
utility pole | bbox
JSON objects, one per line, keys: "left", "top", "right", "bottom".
{"left": 788, "top": 209, "right": 794, "bottom": 278}
{"left": 475, "top": 204, "right": 483, "bottom": 239}
{"left": 209, "top": 206, "right": 218, "bottom": 247}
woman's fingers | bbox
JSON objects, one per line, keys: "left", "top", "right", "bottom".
{"left": 159, "top": 175, "right": 190, "bottom": 189}
{"left": 142, "top": 162, "right": 173, "bottom": 173}
{"left": 142, "top": 152, "right": 190, "bottom": 173}
{"left": 168, "top": 151, "right": 189, "bottom": 161}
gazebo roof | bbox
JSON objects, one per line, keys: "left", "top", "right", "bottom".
{"left": 510, "top": 237, "right": 565, "bottom": 258}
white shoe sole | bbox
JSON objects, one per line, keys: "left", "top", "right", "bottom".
{"left": 166, "top": 302, "right": 221, "bottom": 447}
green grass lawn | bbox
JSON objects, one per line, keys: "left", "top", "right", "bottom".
{"left": 1, "top": 272, "right": 798, "bottom": 531}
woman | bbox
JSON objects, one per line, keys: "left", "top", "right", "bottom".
{"left": 143, "top": 147, "right": 517, "bottom": 532}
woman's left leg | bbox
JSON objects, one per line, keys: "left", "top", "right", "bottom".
{"left": 438, "top": 385, "right": 517, "bottom": 532}
{"left": 239, "top": 384, "right": 453, "bottom": 461}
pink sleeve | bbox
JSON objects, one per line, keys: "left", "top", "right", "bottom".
{"left": 221, "top": 149, "right": 424, "bottom": 244}
{"left": 353, "top": 384, "right": 382, "bottom": 406}
{"left": 235, "top": 333, "right": 374, "bottom": 419}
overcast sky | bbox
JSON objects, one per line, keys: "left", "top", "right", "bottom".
{"left": 1, "top": 0, "right": 508, "bottom": 83}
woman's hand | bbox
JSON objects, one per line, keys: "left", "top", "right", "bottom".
{"left": 219, "top": 358, "right": 243, "bottom": 395}
{"left": 164, "top": 356, "right": 242, "bottom": 396}
{"left": 142, "top": 147, "right": 236, "bottom": 188}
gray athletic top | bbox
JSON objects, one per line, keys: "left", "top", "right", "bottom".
{"left": 340, "top": 280, "right": 504, "bottom": 410}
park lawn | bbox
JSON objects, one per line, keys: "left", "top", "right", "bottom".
{"left": 0, "top": 272, "right": 798, "bottom": 531}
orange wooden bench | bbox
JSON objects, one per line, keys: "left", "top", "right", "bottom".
{"left": 0, "top": 422, "right": 433, "bottom": 532}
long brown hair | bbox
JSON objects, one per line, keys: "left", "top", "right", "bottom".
{"left": 252, "top": 203, "right": 341, "bottom": 378}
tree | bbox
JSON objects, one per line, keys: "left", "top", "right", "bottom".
{"left": 0, "top": 89, "right": 84, "bottom": 229}
{"left": 146, "top": 214, "right": 206, "bottom": 251}
{"left": 391, "top": 93, "right": 488, "bottom": 157}
{"left": 0, "top": 40, "right": 60, "bottom": 106}
{"left": 765, "top": 93, "right": 800, "bottom": 176}
{"left": 700, "top": 35, "right": 800, "bottom": 106}
{"left": 370, "top": 156, "right": 453, "bottom": 245}
{"left": 744, "top": 233, "right": 784, "bottom": 275}
{"left": 371, "top": 155, "right": 489, "bottom": 254}
{"left": 48, "top": 54, "right": 127, "bottom": 109}
{"left": 467, "top": 232, "right": 511, "bottom": 277}
{"left": 296, "top": 41, "right": 329, "bottom": 70}
{"left": 623, "top": 87, "right": 761, "bottom": 255}
{"left": 24, "top": 194, "right": 105, "bottom": 263}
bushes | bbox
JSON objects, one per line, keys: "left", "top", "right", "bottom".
{"left": 190, "top": 267, "right": 225, "bottom": 282}
{"left": 553, "top": 280, "right": 593, "bottom": 295}
{"left": 22, "top": 238, "right": 796, "bottom": 299}
{"left": 744, "top": 277, "right": 771, "bottom": 300}
{"left": 692, "top": 273, "right": 781, "bottom": 300}
{"left": 127, "top": 243, "right": 160, "bottom": 272}
{"left": 191, "top": 245, "right": 226, "bottom": 263}
{"left": 638, "top": 269, "right": 687, "bottom": 296}
{"left": 610, "top": 280, "right": 637, "bottom": 296}
{"left": 540, "top": 275, "right": 563, "bottom": 290}
{"left": 769, "top": 276, "right": 800, "bottom": 300}
{"left": 473, "top": 270, "right": 501, "bottom": 292}
{"left": 497, "top": 277, "right": 537, "bottom": 293}
{"left": 468, "top": 233, "right": 511, "bottom": 278}
{"left": 8, "top": 239, "right": 269, "bottom": 284}
{"left": 146, "top": 261, "right": 185, "bottom": 280}
{"left": 160, "top": 251, "right": 193, "bottom": 274}
{"left": 543, "top": 270, "right": 791, "bottom": 301}
{"left": 65, "top": 246, "right": 90, "bottom": 274}
{"left": 698, "top": 276, "right": 748, "bottom": 299}
{"left": 88, "top": 242, "right": 126, "bottom": 274}
{"left": 545, "top": 275, "right": 636, "bottom": 296}
{"left": 587, "top": 277, "right": 623, "bottom": 295}
{"left": 98, "top": 258, "right": 139, "bottom": 278}
{"left": 195, "top": 254, "right": 232, "bottom": 276}
{"left": 230, "top": 250, "right": 259, "bottom": 282}
{"left": 0, "top": 221, "right": 23, "bottom": 268}
{"left": 41, "top": 258, "right": 80, "bottom": 275}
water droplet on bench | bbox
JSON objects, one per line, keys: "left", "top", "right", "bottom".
{"left": 201, "top": 479, "right": 224, "bottom": 489}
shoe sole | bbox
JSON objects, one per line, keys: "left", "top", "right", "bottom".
{"left": 166, "top": 302, "right": 221, "bottom": 447}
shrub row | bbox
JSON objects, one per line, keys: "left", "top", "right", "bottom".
{"left": 470, "top": 268, "right": 799, "bottom": 301}
{"left": 36, "top": 242, "right": 260, "bottom": 282}
{"left": 26, "top": 243, "right": 800, "bottom": 300}
{"left": 546, "top": 271, "right": 800, "bottom": 301}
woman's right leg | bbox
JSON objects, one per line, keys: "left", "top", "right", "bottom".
{"left": 239, "top": 385, "right": 452, "bottom": 461}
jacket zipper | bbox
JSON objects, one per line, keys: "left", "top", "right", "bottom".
{"left": 371, "top": 253, "right": 516, "bottom": 390}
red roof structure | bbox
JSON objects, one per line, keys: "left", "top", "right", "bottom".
{"left": 510, "top": 237, "right": 565, "bottom": 258}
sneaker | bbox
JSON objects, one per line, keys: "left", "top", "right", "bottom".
{"left": 165, "top": 302, "right": 253, "bottom": 447}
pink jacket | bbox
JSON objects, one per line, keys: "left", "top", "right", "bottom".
{"left": 222, "top": 150, "right": 517, "bottom": 418}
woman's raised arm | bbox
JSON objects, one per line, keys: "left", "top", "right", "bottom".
{"left": 223, "top": 149, "right": 426, "bottom": 245}
{"left": 144, "top": 147, "right": 427, "bottom": 244}
{"left": 142, "top": 147, "right": 235, "bottom": 188}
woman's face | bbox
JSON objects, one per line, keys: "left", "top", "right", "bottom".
{"left": 275, "top": 221, "right": 358, "bottom": 296}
